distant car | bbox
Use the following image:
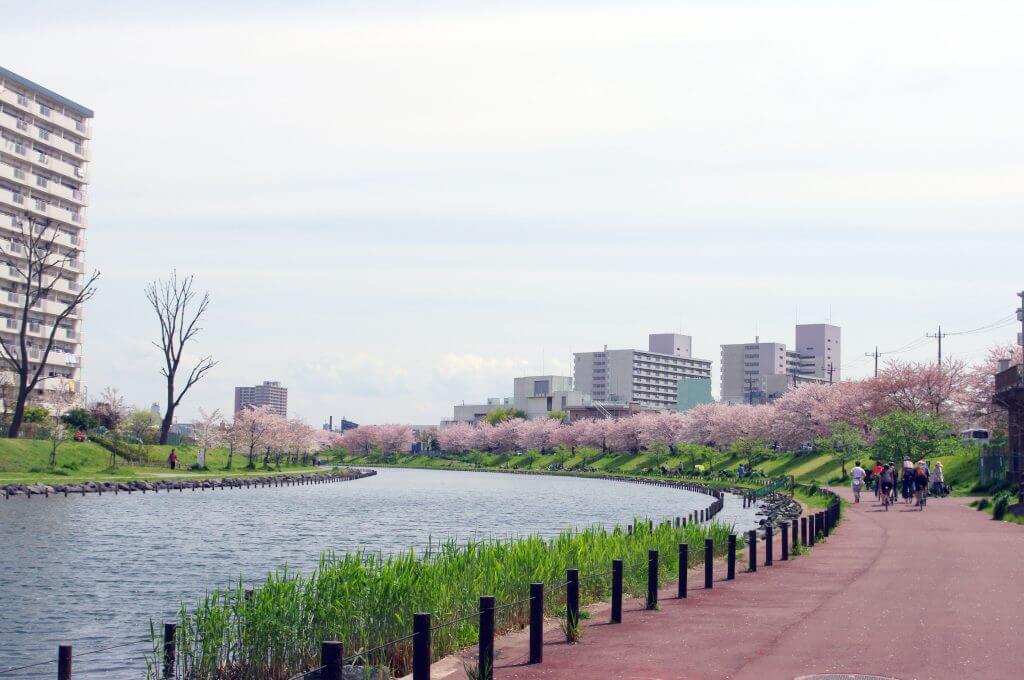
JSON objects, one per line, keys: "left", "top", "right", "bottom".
{"left": 959, "top": 428, "right": 991, "bottom": 445}
{"left": 798, "top": 444, "right": 813, "bottom": 453}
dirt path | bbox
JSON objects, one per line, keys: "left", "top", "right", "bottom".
{"left": 425, "top": 490, "right": 1024, "bottom": 680}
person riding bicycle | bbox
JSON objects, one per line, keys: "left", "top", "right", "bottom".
{"left": 901, "top": 456, "right": 915, "bottom": 503}
{"left": 930, "top": 461, "right": 946, "bottom": 496}
{"left": 872, "top": 461, "right": 884, "bottom": 497}
{"left": 879, "top": 463, "right": 895, "bottom": 508}
{"left": 914, "top": 460, "right": 929, "bottom": 509}
{"left": 850, "top": 460, "right": 866, "bottom": 503}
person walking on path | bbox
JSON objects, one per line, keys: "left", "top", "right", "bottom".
{"left": 930, "top": 461, "right": 946, "bottom": 496}
{"left": 879, "top": 463, "right": 895, "bottom": 509}
{"left": 168, "top": 448, "right": 178, "bottom": 470}
{"left": 850, "top": 460, "right": 866, "bottom": 503}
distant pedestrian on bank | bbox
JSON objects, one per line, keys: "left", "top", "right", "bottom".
{"left": 851, "top": 461, "right": 866, "bottom": 503}
{"left": 168, "top": 449, "right": 178, "bottom": 470}
{"left": 930, "top": 461, "right": 946, "bottom": 496}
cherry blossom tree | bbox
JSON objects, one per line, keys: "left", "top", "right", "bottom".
{"left": 234, "top": 405, "right": 277, "bottom": 468}
{"left": 193, "top": 407, "right": 222, "bottom": 468}
{"left": 517, "top": 417, "right": 560, "bottom": 452}
{"left": 342, "top": 425, "right": 377, "bottom": 456}
{"left": 962, "top": 343, "right": 1024, "bottom": 433}
{"left": 377, "top": 424, "right": 415, "bottom": 454}
{"left": 438, "top": 422, "right": 475, "bottom": 454}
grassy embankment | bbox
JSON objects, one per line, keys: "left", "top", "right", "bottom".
{"left": 343, "top": 444, "right": 989, "bottom": 497}
{"left": 0, "top": 439, "right": 322, "bottom": 486}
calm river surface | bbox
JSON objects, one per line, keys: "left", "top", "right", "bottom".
{"left": 0, "top": 467, "right": 756, "bottom": 678}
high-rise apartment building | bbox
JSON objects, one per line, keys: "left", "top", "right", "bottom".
{"left": 720, "top": 324, "right": 841, "bottom": 404}
{"left": 234, "top": 380, "right": 288, "bottom": 417}
{"left": 0, "top": 68, "right": 92, "bottom": 398}
{"left": 574, "top": 333, "right": 713, "bottom": 410}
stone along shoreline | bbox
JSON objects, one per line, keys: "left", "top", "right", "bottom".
{"left": 2, "top": 469, "right": 377, "bottom": 499}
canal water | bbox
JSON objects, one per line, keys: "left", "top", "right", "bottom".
{"left": 0, "top": 467, "right": 758, "bottom": 678}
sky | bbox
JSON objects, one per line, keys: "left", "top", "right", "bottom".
{"left": 3, "top": 0, "right": 1023, "bottom": 425}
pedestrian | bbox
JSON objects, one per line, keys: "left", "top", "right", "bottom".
{"left": 850, "top": 460, "right": 866, "bottom": 503}
{"left": 168, "top": 449, "right": 178, "bottom": 470}
{"left": 879, "top": 463, "right": 896, "bottom": 509}
{"left": 930, "top": 461, "right": 946, "bottom": 496}
{"left": 872, "top": 461, "right": 884, "bottom": 497}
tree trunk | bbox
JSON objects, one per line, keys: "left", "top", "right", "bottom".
{"left": 6, "top": 389, "right": 27, "bottom": 439}
{"left": 159, "top": 381, "right": 175, "bottom": 445}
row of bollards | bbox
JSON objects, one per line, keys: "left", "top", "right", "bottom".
{"left": 47, "top": 490, "right": 841, "bottom": 679}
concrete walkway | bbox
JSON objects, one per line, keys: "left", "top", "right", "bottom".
{"left": 431, "top": 490, "right": 1024, "bottom": 680}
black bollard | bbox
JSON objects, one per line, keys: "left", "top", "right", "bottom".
{"left": 800, "top": 516, "right": 808, "bottom": 546}
{"left": 675, "top": 543, "right": 688, "bottom": 597}
{"left": 647, "top": 550, "right": 659, "bottom": 609}
{"left": 765, "top": 525, "right": 773, "bottom": 566}
{"left": 567, "top": 568, "right": 580, "bottom": 629}
{"left": 727, "top": 534, "right": 737, "bottom": 580}
{"left": 413, "top": 612, "right": 431, "bottom": 680}
{"left": 479, "top": 596, "right": 495, "bottom": 680}
{"left": 529, "top": 583, "right": 543, "bottom": 663}
{"left": 163, "top": 622, "right": 177, "bottom": 678}
{"left": 748, "top": 530, "right": 757, "bottom": 572}
{"left": 611, "top": 559, "right": 623, "bottom": 622}
{"left": 781, "top": 522, "right": 789, "bottom": 561}
{"left": 322, "top": 641, "right": 343, "bottom": 680}
{"left": 58, "top": 645, "right": 72, "bottom": 680}
{"left": 704, "top": 539, "right": 713, "bottom": 589}
{"left": 792, "top": 518, "right": 799, "bottom": 549}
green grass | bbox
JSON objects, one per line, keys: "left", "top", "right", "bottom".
{"left": 0, "top": 439, "right": 321, "bottom": 485}
{"left": 161, "top": 518, "right": 735, "bottom": 680}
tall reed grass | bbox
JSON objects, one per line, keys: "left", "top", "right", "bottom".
{"left": 155, "top": 518, "right": 733, "bottom": 679}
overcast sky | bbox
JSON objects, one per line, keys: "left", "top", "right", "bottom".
{"left": 3, "top": 0, "right": 1023, "bottom": 425}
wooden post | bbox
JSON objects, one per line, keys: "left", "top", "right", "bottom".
{"left": 163, "top": 622, "right": 176, "bottom": 678}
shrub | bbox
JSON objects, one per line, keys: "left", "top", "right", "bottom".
{"left": 976, "top": 498, "right": 991, "bottom": 511}
{"left": 89, "top": 433, "right": 147, "bottom": 463}
{"left": 993, "top": 494, "right": 1010, "bottom": 520}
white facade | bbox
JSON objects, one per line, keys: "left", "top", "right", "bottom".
{"left": 721, "top": 324, "right": 840, "bottom": 404}
{"left": 448, "top": 397, "right": 512, "bottom": 424}
{"left": 795, "top": 323, "right": 841, "bottom": 382}
{"left": 0, "top": 67, "right": 92, "bottom": 400}
{"left": 574, "top": 333, "right": 713, "bottom": 410}
{"left": 512, "top": 375, "right": 586, "bottom": 418}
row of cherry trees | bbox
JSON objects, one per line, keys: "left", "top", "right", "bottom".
{"left": 193, "top": 405, "right": 345, "bottom": 468}
{"left": 416, "top": 347, "right": 1021, "bottom": 456}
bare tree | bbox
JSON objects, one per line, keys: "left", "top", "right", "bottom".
{"left": 146, "top": 271, "right": 217, "bottom": 445}
{"left": 0, "top": 213, "right": 99, "bottom": 438}
{"left": 47, "top": 378, "right": 79, "bottom": 467}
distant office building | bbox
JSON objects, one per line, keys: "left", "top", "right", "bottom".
{"left": 513, "top": 375, "right": 587, "bottom": 419}
{"left": 150, "top": 402, "right": 160, "bottom": 418}
{"left": 446, "top": 397, "right": 513, "bottom": 425}
{"left": 795, "top": 323, "right": 841, "bottom": 382}
{"left": 0, "top": 67, "right": 93, "bottom": 402}
{"left": 676, "top": 377, "right": 713, "bottom": 412}
{"left": 574, "top": 333, "right": 713, "bottom": 410}
{"left": 323, "top": 417, "right": 358, "bottom": 432}
{"left": 720, "top": 324, "right": 840, "bottom": 404}
{"left": 234, "top": 380, "right": 288, "bottom": 417}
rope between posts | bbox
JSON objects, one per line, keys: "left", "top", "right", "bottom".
{"left": 342, "top": 632, "right": 418, "bottom": 663}
{"left": 0, "top": 637, "right": 151, "bottom": 676}
{"left": 285, "top": 663, "right": 325, "bottom": 680}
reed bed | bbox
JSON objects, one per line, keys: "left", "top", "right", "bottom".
{"left": 155, "top": 518, "right": 733, "bottom": 679}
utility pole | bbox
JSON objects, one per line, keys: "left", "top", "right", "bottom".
{"left": 827, "top": 362, "right": 834, "bottom": 384}
{"left": 865, "top": 346, "right": 880, "bottom": 377}
{"left": 926, "top": 325, "right": 945, "bottom": 366}
{"left": 1017, "top": 291, "right": 1024, "bottom": 350}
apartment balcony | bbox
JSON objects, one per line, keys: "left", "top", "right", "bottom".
{"left": 1, "top": 137, "right": 87, "bottom": 185}
{"left": 0, "top": 160, "right": 88, "bottom": 207}
{"left": 0, "top": 108, "right": 89, "bottom": 164}
{"left": 0, "top": 87, "right": 91, "bottom": 139}
{"left": 0, "top": 187, "right": 85, "bottom": 229}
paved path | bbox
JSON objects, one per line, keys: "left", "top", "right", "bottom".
{"left": 427, "top": 490, "right": 1024, "bottom": 680}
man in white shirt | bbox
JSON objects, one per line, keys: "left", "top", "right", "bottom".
{"left": 850, "top": 461, "right": 866, "bottom": 503}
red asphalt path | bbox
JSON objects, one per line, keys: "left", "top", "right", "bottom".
{"left": 423, "top": 490, "right": 1024, "bottom": 680}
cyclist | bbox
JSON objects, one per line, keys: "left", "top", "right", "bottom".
{"left": 850, "top": 460, "right": 866, "bottom": 503}
{"left": 914, "top": 460, "right": 929, "bottom": 509}
{"left": 872, "top": 461, "right": 884, "bottom": 498}
{"left": 901, "top": 456, "right": 915, "bottom": 503}
{"left": 879, "top": 463, "right": 895, "bottom": 510}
